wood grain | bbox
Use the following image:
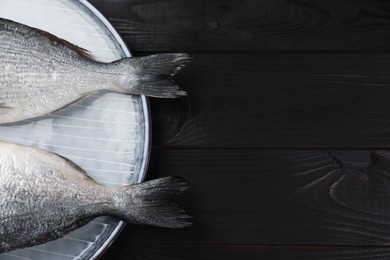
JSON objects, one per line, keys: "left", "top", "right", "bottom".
{"left": 101, "top": 245, "right": 390, "bottom": 260}
{"left": 101, "top": 149, "right": 390, "bottom": 246}
{"left": 85, "top": 0, "right": 390, "bottom": 259}
{"left": 89, "top": 0, "right": 390, "bottom": 52}
{"left": 150, "top": 53, "right": 390, "bottom": 148}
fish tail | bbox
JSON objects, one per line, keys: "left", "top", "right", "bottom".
{"left": 113, "top": 176, "right": 192, "bottom": 228}
{"left": 112, "top": 53, "right": 191, "bottom": 98}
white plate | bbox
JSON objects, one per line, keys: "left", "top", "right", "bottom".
{"left": 0, "top": 0, "right": 150, "bottom": 259}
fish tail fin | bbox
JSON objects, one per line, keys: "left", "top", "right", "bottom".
{"left": 113, "top": 176, "right": 192, "bottom": 228}
{"left": 113, "top": 53, "right": 191, "bottom": 98}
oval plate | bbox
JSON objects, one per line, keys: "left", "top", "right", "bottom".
{"left": 0, "top": 0, "right": 150, "bottom": 259}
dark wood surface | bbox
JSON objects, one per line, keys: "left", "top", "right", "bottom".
{"left": 86, "top": 0, "right": 390, "bottom": 259}
{"left": 151, "top": 53, "right": 390, "bottom": 148}
{"left": 90, "top": 0, "right": 390, "bottom": 52}
{"left": 102, "top": 245, "right": 390, "bottom": 260}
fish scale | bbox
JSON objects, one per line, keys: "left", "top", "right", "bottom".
{"left": 0, "top": 17, "right": 192, "bottom": 253}
{"left": 0, "top": 18, "right": 190, "bottom": 124}
{"left": 0, "top": 141, "right": 191, "bottom": 252}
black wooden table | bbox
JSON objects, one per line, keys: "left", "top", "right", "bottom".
{"left": 89, "top": 0, "right": 390, "bottom": 259}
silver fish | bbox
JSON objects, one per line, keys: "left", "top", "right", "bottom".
{"left": 0, "top": 18, "right": 190, "bottom": 123}
{"left": 0, "top": 141, "right": 191, "bottom": 252}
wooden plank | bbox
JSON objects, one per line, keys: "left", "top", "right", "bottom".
{"left": 150, "top": 53, "right": 390, "bottom": 148}
{"left": 89, "top": 0, "right": 390, "bottom": 52}
{"left": 101, "top": 245, "right": 390, "bottom": 260}
{"left": 103, "top": 149, "right": 390, "bottom": 246}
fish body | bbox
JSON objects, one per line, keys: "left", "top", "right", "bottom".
{"left": 0, "top": 141, "right": 190, "bottom": 252}
{"left": 0, "top": 18, "right": 190, "bottom": 123}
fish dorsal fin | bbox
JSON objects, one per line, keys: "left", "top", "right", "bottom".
{"left": 0, "top": 18, "right": 94, "bottom": 60}
{"left": 0, "top": 102, "right": 14, "bottom": 109}
{"left": 55, "top": 153, "right": 99, "bottom": 184}
{"left": 31, "top": 28, "right": 95, "bottom": 60}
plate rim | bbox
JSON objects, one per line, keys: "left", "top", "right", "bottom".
{"left": 76, "top": 0, "right": 151, "bottom": 259}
